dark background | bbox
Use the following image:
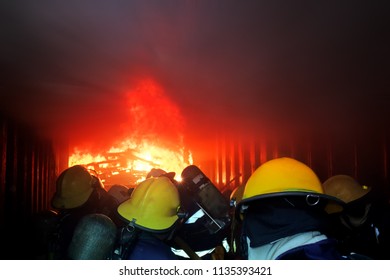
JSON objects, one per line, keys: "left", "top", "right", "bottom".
{"left": 1, "top": 1, "right": 390, "bottom": 150}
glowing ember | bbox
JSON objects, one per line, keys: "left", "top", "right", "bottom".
{"left": 68, "top": 78, "right": 193, "bottom": 187}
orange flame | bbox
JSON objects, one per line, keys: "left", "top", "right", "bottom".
{"left": 68, "top": 78, "right": 193, "bottom": 187}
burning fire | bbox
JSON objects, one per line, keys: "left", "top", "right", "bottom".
{"left": 68, "top": 78, "right": 193, "bottom": 187}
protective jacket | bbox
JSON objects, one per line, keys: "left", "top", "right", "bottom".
{"left": 125, "top": 232, "right": 178, "bottom": 260}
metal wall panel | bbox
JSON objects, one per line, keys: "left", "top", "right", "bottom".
{"left": 0, "top": 118, "right": 7, "bottom": 225}
{"left": 204, "top": 131, "right": 390, "bottom": 195}
{"left": 0, "top": 115, "right": 59, "bottom": 259}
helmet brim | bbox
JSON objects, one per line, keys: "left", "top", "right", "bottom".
{"left": 51, "top": 188, "right": 94, "bottom": 209}
{"left": 236, "top": 191, "right": 345, "bottom": 220}
{"left": 117, "top": 199, "right": 179, "bottom": 232}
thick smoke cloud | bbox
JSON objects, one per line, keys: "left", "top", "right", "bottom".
{"left": 1, "top": 1, "right": 390, "bottom": 151}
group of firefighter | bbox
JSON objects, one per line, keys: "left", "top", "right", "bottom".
{"left": 32, "top": 157, "right": 390, "bottom": 260}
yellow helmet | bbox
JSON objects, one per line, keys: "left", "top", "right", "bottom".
{"left": 51, "top": 165, "right": 95, "bottom": 209}
{"left": 117, "top": 176, "right": 180, "bottom": 232}
{"left": 323, "top": 175, "right": 371, "bottom": 203}
{"left": 238, "top": 157, "right": 344, "bottom": 213}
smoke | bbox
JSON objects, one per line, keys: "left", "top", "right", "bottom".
{"left": 1, "top": 1, "right": 390, "bottom": 151}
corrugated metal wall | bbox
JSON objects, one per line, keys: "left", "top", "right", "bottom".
{"left": 204, "top": 131, "right": 390, "bottom": 196}
{"left": 0, "top": 117, "right": 57, "bottom": 222}
{"left": 0, "top": 115, "right": 62, "bottom": 259}
{"left": 1, "top": 112, "right": 390, "bottom": 258}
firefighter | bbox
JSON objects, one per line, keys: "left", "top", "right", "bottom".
{"left": 107, "top": 184, "right": 132, "bottom": 204}
{"left": 30, "top": 209, "right": 60, "bottom": 259}
{"left": 235, "top": 157, "right": 354, "bottom": 260}
{"left": 227, "top": 184, "right": 245, "bottom": 259}
{"left": 323, "top": 174, "right": 390, "bottom": 259}
{"left": 115, "top": 176, "right": 183, "bottom": 260}
{"left": 171, "top": 165, "right": 231, "bottom": 260}
{"left": 50, "top": 165, "right": 123, "bottom": 259}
